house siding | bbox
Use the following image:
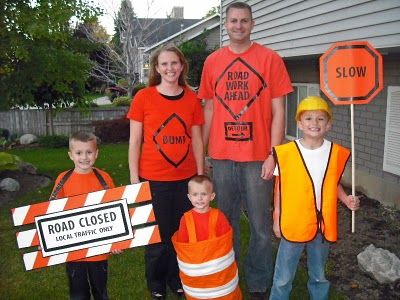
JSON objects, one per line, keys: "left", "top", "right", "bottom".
{"left": 221, "top": 0, "right": 400, "bottom": 207}
{"left": 221, "top": 0, "right": 400, "bottom": 56}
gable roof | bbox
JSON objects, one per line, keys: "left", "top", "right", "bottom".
{"left": 132, "top": 18, "right": 201, "bottom": 47}
{"left": 144, "top": 14, "right": 221, "bottom": 53}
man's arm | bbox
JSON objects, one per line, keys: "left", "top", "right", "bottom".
{"left": 191, "top": 125, "right": 204, "bottom": 175}
{"left": 261, "top": 96, "right": 285, "bottom": 180}
{"left": 202, "top": 99, "right": 213, "bottom": 150}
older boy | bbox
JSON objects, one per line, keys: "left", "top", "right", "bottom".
{"left": 50, "top": 131, "right": 115, "bottom": 300}
{"left": 269, "top": 96, "right": 360, "bottom": 300}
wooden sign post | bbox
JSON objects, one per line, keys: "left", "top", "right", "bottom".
{"left": 320, "top": 41, "right": 383, "bottom": 232}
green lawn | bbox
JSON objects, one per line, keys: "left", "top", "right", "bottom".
{"left": 0, "top": 144, "right": 345, "bottom": 299}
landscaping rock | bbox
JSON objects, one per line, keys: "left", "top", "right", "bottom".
{"left": 19, "top": 134, "right": 38, "bottom": 145}
{"left": 0, "top": 177, "right": 20, "bottom": 192}
{"left": 357, "top": 244, "right": 400, "bottom": 284}
{"left": 18, "top": 161, "right": 37, "bottom": 174}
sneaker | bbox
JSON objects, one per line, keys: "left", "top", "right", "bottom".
{"left": 249, "top": 291, "right": 267, "bottom": 300}
{"left": 174, "top": 288, "right": 185, "bottom": 299}
{"left": 151, "top": 291, "right": 166, "bottom": 300}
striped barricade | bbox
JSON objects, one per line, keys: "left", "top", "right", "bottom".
{"left": 11, "top": 182, "right": 161, "bottom": 271}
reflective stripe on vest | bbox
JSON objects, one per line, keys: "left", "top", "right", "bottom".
{"left": 274, "top": 141, "right": 350, "bottom": 242}
{"left": 177, "top": 248, "right": 235, "bottom": 277}
{"left": 182, "top": 270, "right": 239, "bottom": 299}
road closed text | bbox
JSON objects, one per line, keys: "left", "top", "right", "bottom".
{"left": 35, "top": 200, "right": 133, "bottom": 257}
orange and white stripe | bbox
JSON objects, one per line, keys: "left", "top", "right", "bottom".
{"left": 16, "top": 203, "right": 156, "bottom": 249}
{"left": 11, "top": 182, "right": 151, "bottom": 226}
{"left": 172, "top": 209, "right": 242, "bottom": 300}
{"left": 22, "top": 225, "right": 161, "bottom": 270}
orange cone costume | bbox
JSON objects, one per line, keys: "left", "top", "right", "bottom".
{"left": 172, "top": 209, "right": 242, "bottom": 299}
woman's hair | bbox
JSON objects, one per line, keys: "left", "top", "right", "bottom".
{"left": 148, "top": 44, "right": 188, "bottom": 87}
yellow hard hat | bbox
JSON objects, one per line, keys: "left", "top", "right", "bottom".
{"left": 295, "top": 96, "right": 332, "bottom": 121}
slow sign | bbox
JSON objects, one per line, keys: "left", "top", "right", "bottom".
{"left": 320, "top": 41, "right": 383, "bottom": 105}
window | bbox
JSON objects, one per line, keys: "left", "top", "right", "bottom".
{"left": 285, "top": 83, "right": 320, "bottom": 139}
{"left": 383, "top": 86, "right": 400, "bottom": 176}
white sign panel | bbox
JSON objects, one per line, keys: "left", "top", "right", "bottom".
{"left": 35, "top": 199, "right": 133, "bottom": 257}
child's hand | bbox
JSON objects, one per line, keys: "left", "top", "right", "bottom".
{"left": 111, "top": 249, "right": 123, "bottom": 255}
{"left": 273, "top": 219, "right": 281, "bottom": 238}
{"left": 343, "top": 195, "right": 360, "bottom": 211}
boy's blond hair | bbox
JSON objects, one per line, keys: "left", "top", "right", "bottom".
{"left": 188, "top": 175, "right": 214, "bottom": 191}
{"left": 69, "top": 131, "right": 98, "bottom": 149}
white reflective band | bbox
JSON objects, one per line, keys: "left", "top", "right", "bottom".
{"left": 178, "top": 249, "right": 235, "bottom": 277}
{"left": 183, "top": 270, "right": 239, "bottom": 299}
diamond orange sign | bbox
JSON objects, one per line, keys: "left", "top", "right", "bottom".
{"left": 320, "top": 41, "right": 383, "bottom": 105}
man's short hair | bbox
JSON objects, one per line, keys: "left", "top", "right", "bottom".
{"left": 69, "top": 131, "right": 98, "bottom": 148}
{"left": 226, "top": 2, "right": 253, "bottom": 20}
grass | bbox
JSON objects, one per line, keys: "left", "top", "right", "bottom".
{"left": 1, "top": 143, "right": 345, "bottom": 299}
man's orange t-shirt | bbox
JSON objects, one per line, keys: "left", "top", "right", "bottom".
{"left": 52, "top": 168, "right": 115, "bottom": 261}
{"left": 176, "top": 209, "right": 231, "bottom": 242}
{"left": 126, "top": 86, "right": 204, "bottom": 181}
{"left": 198, "top": 42, "right": 293, "bottom": 162}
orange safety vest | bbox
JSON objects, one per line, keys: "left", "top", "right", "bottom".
{"left": 274, "top": 141, "right": 350, "bottom": 242}
{"left": 171, "top": 208, "right": 242, "bottom": 300}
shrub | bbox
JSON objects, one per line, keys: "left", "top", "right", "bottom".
{"left": 93, "top": 118, "right": 129, "bottom": 143}
{"left": 38, "top": 135, "right": 69, "bottom": 148}
{"left": 112, "top": 96, "right": 131, "bottom": 107}
{"left": 0, "top": 128, "right": 10, "bottom": 140}
{"left": 132, "top": 83, "right": 146, "bottom": 97}
{"left": 0, "top": 152, "right": 22, "bottom": 171}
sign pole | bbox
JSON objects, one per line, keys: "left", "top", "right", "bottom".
{"left": 350, "top": 104, "right": 355, "bottom": 233}
{"left": 320, "top": 40, "right": 383, "bottom": 234}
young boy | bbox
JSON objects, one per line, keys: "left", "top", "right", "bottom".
{"left": 172, "top": 175, "right": 242, "bottom": 300}
{"left": 50, "top": 131, "right": 115, "bottom": 300}
{"left": 269, "top": 96, "right": 360, "bottom": 300}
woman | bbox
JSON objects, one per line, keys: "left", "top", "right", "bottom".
{"left": 127, "top": 44, "right": 204, "bottom": 300}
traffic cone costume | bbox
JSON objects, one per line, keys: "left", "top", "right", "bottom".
{"left": 172, "top": 208, "right": 242, "bottom": 299}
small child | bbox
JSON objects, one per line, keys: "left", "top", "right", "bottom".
{"left": 172, "top": 175, "right": 242, "bottom": 300}
{"left": 50, "top": 131, "right": 116, "bottom": 300}
{"left": 269, "top": 96, "right": 360, "bottom": 300}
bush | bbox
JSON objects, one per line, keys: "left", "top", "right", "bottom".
{"left": 112, "top": 96, "right": 131, "bottom": 107}
{"left": 93, "top": 118, "right": 129, "bottom": 143}
{"left": 0, "top": 128, "right": 10, "bottom": 141}
{"left": 38, "top": 135, "right": 69, "bottom": 148}
{"left": 132, "top": 83, "right": 146, "bottom": 97}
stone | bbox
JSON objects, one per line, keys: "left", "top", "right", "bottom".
{"left": 0, "top": 177, "right": 20, "bottom": 192}
{"left": 357, "top": 244, "right": 400, "bottom": 284}
{"left": 19, "top": 133, "right": 38, "bottom": 145}
{"left": 18, "top": 161, "right": 37, "bottom": 174}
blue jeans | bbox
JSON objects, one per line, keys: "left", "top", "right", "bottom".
{"left": 269, "top": 234, "right": 330, "bottom": 300}
{"left": 211, "top": 159, "right": 273, "bottom": 292}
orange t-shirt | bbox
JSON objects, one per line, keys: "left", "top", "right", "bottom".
{"left": 198, "top": 43, "right": 293, "bottom": 161}
{"left": 126, "top": 86, "right": 204, "bottom": 181}
{"left": 52, "top": 168, "right": 115, "bottom": 261}
{"left": 176, "top": 208, "right": 231, "bottom": 242}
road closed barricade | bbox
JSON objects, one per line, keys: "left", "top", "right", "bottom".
{"left": 11, "top": 182, "right": 161, "bottom": 270}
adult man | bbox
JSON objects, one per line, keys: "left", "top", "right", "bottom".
{"left": 198, "top": 2, "right": 293, "bottom": 299}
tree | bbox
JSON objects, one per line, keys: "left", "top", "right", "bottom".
{"left": 0, "top": 0, "right": 102, "bottom": 111}
{"left": 179, "top": 37, "right": 214, "bottom": 87}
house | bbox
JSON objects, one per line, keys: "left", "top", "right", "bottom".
{"left": 220, "top": 0, "right": 400, "bottom": 207}
{"left": 138, "top": 13, "right": 221, "bottom": 83}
